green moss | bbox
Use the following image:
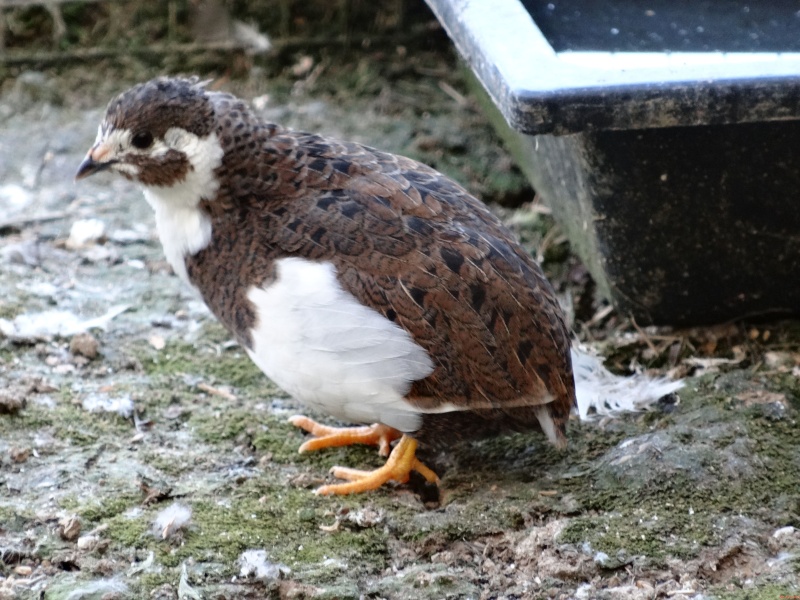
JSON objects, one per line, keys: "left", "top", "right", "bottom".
{"left": 713, "top": 584, "right": 800, "bottom": 600}
{"left": 132, "top": 332, "right": 279, "bottom": 393}
{"left": 105, "top": 512, "right": 151, "bottom": 548}
{"left": 0, "top": 301, "right": 25, "bottom": 320}
{"left": 138, "top": 451, "right": 193, "bottom": 477}
{"left": 549, "top": 377, "right": 800, "bottom": 567}
{"left": 102, "top": 483, "right": 389, "bottom": 585}
{"left": 135, "top": 572, "right": 177, "bottom": 594}
{"left": 49, "top": 403, "right": 131, "bottom": 446}
{"left": 0, "top": 404, "right": 54, "bottom": 435}
{"left": 185, "top": 396, "right": 387, "bottom": 472}
{"left": 0, "top": 506, "right": 27, "bottom": 531}
{"left": 559, "top": 511, "right": 706, "bottom": 567}
{"left": 78, "top": 492, "right": 142, "bottom": 523}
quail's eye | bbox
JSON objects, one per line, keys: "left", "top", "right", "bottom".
{"left": 131, "top": 131, "right": 154, "bottom": 150}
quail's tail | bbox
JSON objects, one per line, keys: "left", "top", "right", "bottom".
{"left": 571, "top": 347, "right": 684, "bottom": 421}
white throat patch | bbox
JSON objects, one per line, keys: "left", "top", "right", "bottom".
{"left": 140, "top": 129, "right": 224, "bottom": 284}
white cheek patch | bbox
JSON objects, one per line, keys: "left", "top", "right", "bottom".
{"left": 245, "top": 258, "right": 435, "bottom": 432}
{"left": 150, "top": 128, "right": 210, "bottom": 160}
{"left": 139, "top": 130, "right": 224, "bottom": 286}
{"left": 148, "top": 138, "right": 171, "bottom": 158}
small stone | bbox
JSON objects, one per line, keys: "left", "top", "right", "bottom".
{"left": 70, "top": 332, "right": 100, "bottom": 359}
{"left": 346, "top": 507, "right": 384, "bottom": 528}
{"left": 9, "top": 446, "right": 30, "bottom": 463}
{"left": 0, "top": 389, "right": 26, "bottom": 414}
{"left": 773, "top": 526, "right": 795, "bottom": 539}
{"left": 77, "top": 534, "right": 99, "bottom": 550}
{"left": 59, "top": 515, "right": 82, "bottom": 541}
{"left": 764, "top": 351, "right": 793, "bottom": 369}
{"left": 148, "top": 335, "right": 166, "bottom": 350}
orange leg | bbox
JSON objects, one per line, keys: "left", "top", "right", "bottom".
{"left": 288, "top": 415, "right": 440, "bottom": 495}
{"left": 288, "top": 416, "right": 401, "bottom": 456}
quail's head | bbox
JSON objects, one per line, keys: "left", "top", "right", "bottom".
{"left": 76, "top": 77, "right": 218, "bottom": 187}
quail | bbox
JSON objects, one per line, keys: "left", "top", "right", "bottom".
{"left": 76, "top": 77, "right": 674, "bottom": 495}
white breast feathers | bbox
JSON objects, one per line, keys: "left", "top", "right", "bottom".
{"left": 245, "top": 257, "right": 435, "bottom": 433}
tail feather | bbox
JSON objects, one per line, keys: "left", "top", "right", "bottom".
{"left": 571, "top": 347, "right": 684, "bottom": 420}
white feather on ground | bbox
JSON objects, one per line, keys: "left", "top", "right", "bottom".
{"left": 153, "top": 503, "right": 192, "bottom": 539}
{"left": 571, "top": 347, "right": 684, "bottom": 420}
{"left": 81, "top": 392, "right": 134, "bottom": 418}
{"left": 238, "top": 549, "right": 291, "bottom": 581}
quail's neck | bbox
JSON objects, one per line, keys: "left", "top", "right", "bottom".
{"left": 141, "top": 129, "right": 225, "bottom": 285}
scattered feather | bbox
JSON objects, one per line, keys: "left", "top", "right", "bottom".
{"left": 81, "top": 392, "right": 134, "bottom": 418}
{"left": 66, "top": 218, "right": 106, "bottom": 249}
{"left": 773, "top": 526, "right": 796, "bottom": 539}
{"left": 238, "top": 549, "right": 290, "bottom": 581}
{"left": 572, "top": 347, "right": 683, "bottom": 420}
{"left": 153, "top": 503, "right": 192, "bottom": 539}
{"left": 0, "top": 305, "right": 129, "bottom": 341}
{"left": 233, "top": 20, "right": 271, "bottom": 54}
{"left": 684, "top": 355, "right": 744, "bottom": 374}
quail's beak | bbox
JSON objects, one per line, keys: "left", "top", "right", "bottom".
{"left": 75, "top": 142, "right": 116, "bottom": 180}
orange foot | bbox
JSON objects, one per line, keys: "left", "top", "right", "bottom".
{"left": 288, "top": 417, "right": 401, "bottom": 457}
{"left": 288, "top": 416, "right": 440, "bottom": 495}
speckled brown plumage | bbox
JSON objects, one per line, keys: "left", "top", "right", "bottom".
{"left": 82, "top": 77, "right": 577, "bottom": 451}
{"left": 184, "top": 88, "right": 577, "bottom": 448}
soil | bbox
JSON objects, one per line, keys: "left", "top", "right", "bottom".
{"left": 1, "top": 15, "right": 799, "bottom": 600}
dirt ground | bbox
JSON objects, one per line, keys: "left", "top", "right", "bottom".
{"left": 0, "top": 22, "right": 799, "bottom": 600}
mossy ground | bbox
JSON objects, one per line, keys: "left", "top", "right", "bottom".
{"left": 1, "top": 4, "right": 800, "bottom": 598}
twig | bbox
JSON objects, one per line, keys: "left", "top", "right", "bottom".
{"left": 586, "top": 304, "right": 614, "bottom": 328}
{"left": 536, "top": 225, "right": 565, "bottom": 263}
{"left": 630, "top": 317, "right": 658, "bottom": 356}
{"left": 0, "top": 211, "right": 68, "bottom": 233}
{"left": 197, "top": 382, "right": 237, "bottom": 401}
{"left": 438, "top": 80, "right": 467, "bottom": 106}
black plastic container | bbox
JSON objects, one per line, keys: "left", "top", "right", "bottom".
{"left": 425, "top": 0, "right": 800, "bottom": 324}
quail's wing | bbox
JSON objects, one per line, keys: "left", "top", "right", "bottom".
{"left": 250, "top": 131, "right": 575, "bottom": 421}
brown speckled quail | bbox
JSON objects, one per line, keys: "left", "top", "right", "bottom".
{"left": 76, "top": 77, "right": 576, "bottom": 495}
